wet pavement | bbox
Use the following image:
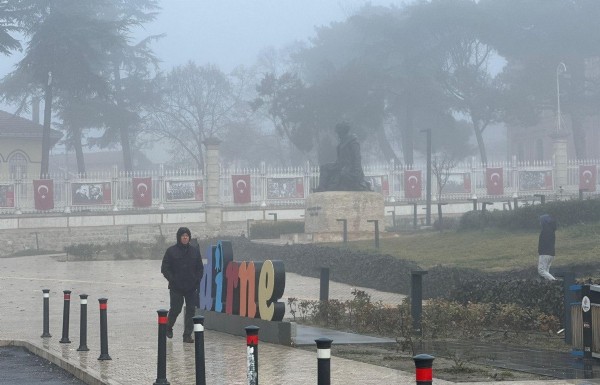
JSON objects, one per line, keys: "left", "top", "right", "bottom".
{"left": 0, "top": 254, "right": 599, "bottom": 385}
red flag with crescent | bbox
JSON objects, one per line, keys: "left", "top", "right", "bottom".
{"left": 133, "top": 177, "right": 152, "bottom": 207}
{"left": 232, "top": 175, "right": 251, "bottom": 203}
{"left": 404, "top": 170, "right": 422, "bottom": 199}
{"left": 33, "top": 179, "right": 54, "bottom": 210}
{"left": 486, "top": 167, "right": 504, "bottom": 195}
{"left": 579, "top": 165, "right": 597, "bottom": 192}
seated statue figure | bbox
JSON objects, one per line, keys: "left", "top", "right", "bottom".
{"left": 314, "top": 122, "right": 372, "bottom": 192}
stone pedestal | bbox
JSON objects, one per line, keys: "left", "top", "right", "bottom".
{"left": 305, "top": 191, "right": 385, "bottom": 234}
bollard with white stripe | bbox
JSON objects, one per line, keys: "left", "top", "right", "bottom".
{"left": 413, "top": 354, "right": 435, "bottom": 385}
{"left": 193, "top": 315, "right": 206, "bottom": 385}
{"left": 77, "top": 294, "right": 89, "bottom": 351}
{"left": 245, "top": 325, "right": 260, "bottom": 385}
{"left": 41, "top": 289, "right": 51, "bottom": 338}
{"left": 98, "top": 298, "right": 111, "bottom": 360}
{"left": 315, "top": 338, "right": 333, "bottom": 385}
{"left": 153, "top": 309, "right": 170, "bottom": 385}
{"left": 59, "top": 290, "right": 71, "bottom": 343}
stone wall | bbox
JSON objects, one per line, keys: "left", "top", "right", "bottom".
{"left": 0, "top": 222, "right": 247, "bottom": 256}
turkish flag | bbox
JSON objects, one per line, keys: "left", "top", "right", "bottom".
{"left": 486, "top": 167, "right": 504, "bottom": 195}
{"left": 295, "top": 178, "right": 304, "bottom": 198}
{"left": 195, "top": 180, "right": 204, "bottom": 201}
{"left": 232, "top": 175, "right": 251, "bottom": 203}
{"left": 543, "top": 171, "right": 553, "bottom": 190}
{"left": 404, "top": 170, "right": 422, "bottom": 199}
{"left": 579, "top": 165, "right": 597, "bottom": 192}
{"left": 33, "top": 179, "right": 54, "bottom": 210}
{"left": 132, "top": 177, "right": 152, "bottom": 207}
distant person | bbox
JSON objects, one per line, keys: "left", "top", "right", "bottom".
{"left": 538, "top": 214, "right": 557, "bottom": 281}
{"left": 314, "top": 122, "right": 371, "bottom": 192}
{"left": 161, "top": 227, "right": 204, "bottom": 343}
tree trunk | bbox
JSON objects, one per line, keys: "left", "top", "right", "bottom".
{"left": 41, "top": 81, "right": 52, "bottom": 178}
{"left": 120, "top": 126, "right": 133, "bottom": 171}
{"left": 401, "top": 104, "right": 414, "bottom": 165}
{"left": 375, "top": 124, "right": 400, "bottom": 164}
{"left": 473, "top": 120, "right": 488, "bottom": 164}
{"left": 72, "top": 127, "right": 86, "bottom": 175}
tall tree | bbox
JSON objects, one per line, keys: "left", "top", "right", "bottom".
{"left": 0, "top": 0, "right": 22, "bottom": 55}
{"left": 148, "top": 63, "right": 251, "bottom": 170}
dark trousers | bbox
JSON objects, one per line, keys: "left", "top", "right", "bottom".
{"left": 167, "top": 289, "right": 196, "bottom": 337}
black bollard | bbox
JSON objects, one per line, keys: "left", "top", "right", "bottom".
{"left": 245, "top": 325, "right": 260, "bottom": 385}
{"left": 411, "top": 270, "right": 428, "bottom": 333}
{"left": 367, "top": 219, "right": 379, "bottom": 248}
{"left": 315, "top": 338, "right": 333, "bottom": 385}
{"left": 336, "top": 219, "right": 347, "bottom": 243}
{"left": 193, "top": 315, "right": 206, "bottom": 385}
{"left": 154, "top": 309, "right": 169, "bottom": 385}
{"left": 77, "top": 294, "right": 89, "bottom": 351}
{"left": 413, "top": 354, "right": 435, "bottom": 385}
{"left": 319, "top": 268, "right": 330, "bottom": 302}
{"left": 98, "top": 298, "right": 111, "bottom": 360}
{"left": 59, "top": 290, "right": 71, "bottom": 343}
{"left": 41, "top": 289, "right": 51, "bottom": 338}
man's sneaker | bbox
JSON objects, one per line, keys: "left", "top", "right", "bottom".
{"left": 166, "top": 328, "right": 173, "bottom": 339}
{"left": 183, "top": 335, "right": 194, "bottom": 343}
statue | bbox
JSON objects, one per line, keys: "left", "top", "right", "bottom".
{"left": 314, "top": 122, "right": 371, "bottom": 192}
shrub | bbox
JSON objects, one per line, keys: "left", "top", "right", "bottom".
{"left": 249, "top": 220, "right": 304, "bottom": 239}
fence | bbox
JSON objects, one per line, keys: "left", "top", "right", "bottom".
{"left": 0, "top": 158, "right": 599, "bottom": 215}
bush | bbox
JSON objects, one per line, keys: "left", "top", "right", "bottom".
{"left": 459, "top": 198, "right": 600, "bottom": 231}
{"left": 249, "top": 220, "right": 305, "bottom": 239}
{"left": 64, "top": 243, "right": 102, "bottom": 260}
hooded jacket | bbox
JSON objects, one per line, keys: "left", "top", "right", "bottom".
{"left": 538, "top": 214, "right": 556, "bottom": 256}
{"left": 161, "top": 227, "right": 204, "bottom": 293}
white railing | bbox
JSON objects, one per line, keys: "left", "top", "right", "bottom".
{"left": 0, "top": 159, "right": 598, "bottom": 215}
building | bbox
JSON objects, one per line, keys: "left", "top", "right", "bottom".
{"left": 0, "top": 109, "right": 62, "bottom": 178}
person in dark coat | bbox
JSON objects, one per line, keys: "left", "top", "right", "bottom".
{"left": 161, "top": 227, "right": 204, "bottom": 342}
{"left": 538, "top": 214, "right": 557, "bottom": 280}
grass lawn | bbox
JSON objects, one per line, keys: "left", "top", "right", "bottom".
{"left": 329, "top": 222, "right": 600, "bottom": 272}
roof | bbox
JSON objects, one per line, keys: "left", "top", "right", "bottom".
{"left": 0, "top": 110, "right": 62, "bottom": 144}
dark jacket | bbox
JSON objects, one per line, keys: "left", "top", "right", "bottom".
{"left": 538, "top": 215, "right": 556, "bottom": 256}
{"left": 161, "top": 240, "right": 203, "bottom": 294}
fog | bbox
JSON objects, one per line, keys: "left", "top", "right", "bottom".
{"left": 0, "top": 0, "right": 409, "bottom": 165}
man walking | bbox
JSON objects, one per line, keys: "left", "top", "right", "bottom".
{"left": 538, "top": 214, "right": 557, "bottom": 281}
{"left": 161, "top": 227, "right": 204, "bottom": 342}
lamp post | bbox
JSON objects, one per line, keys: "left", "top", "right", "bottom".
{"left": 421, "top": 129, "right": 432, "bottom": 226}
{"left": 556, "top": 62, "right": 566, "bottom": 134}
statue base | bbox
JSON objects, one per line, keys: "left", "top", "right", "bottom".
{"left": 305, "top": 191, "right": 385, "bottom": 234}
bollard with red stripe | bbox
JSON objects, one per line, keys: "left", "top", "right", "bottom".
{"left": 77, "top": 294, "right": 89, "bottom": 351}
{"left": 59, "top": 290, "right": 71, "bottom": 343}
{"left": 41, "top": 289, "right": 51, "bottom": 338}
{"left": 153, "top": 309, "right": 170, "bottom": 385}
{"left": 98, "top": 298, "right": 112, "bottom": 360}
{"left": 413, "top": 354, "right": 435, "bottom": 385}
{"left": 245, "top": 325, "right": 260, "bottom": 385}
{"left": 315, "top": 338, "right": 333, "bottom": 385}
{"left": 193, "top": 315, "right": 206, "bottom": 385}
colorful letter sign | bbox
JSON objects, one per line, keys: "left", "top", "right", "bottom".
{"left": 199, "top": 240, "right": 285, "bottom": 322}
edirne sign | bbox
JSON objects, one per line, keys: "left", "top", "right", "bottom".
{"left": 198, "top": 240, "right": 286, "bottom": 322}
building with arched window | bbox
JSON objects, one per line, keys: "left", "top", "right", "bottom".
{"left": 0, "top": 110, "right": 62, "bottom": 178}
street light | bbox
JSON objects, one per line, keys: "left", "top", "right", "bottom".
{"left": 420, "top": 128, "right": 432, "bottom": 226}
{"left": 556, "top": 62, "right": 567, "bottom": 134}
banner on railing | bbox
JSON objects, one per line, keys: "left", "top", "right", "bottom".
{"left": 366, "top": 175, "right": 389, "bottom": 196}
{"left": 486, "top": 167, "right": 504, "bottom": 195}
{"left": 0, "top": 184, "right": 15, "bottom": 208}
{"left": 579, "top": 165, "right": 597, "bottom": 192}
{"left": 165, "top": 180, "right": 203, "bottom": 201}
{"left": 132, "top": 177, "right": 152, "bottom": 207}
{"left": 232, "top": 175, "right": 251, "bottom": 203}
{"left": 33, "top": 179, "right": 54, "bottom": 210}
{"left": 267, "top": 177, "right": 304, "bottom": 199}
{"left": 444, "top": 173, "right": 471, "bottom": 194}
{"left": 72, "top": 182, "right": 112, "bottom": 205}
{"left": 519, "top": 170, "right": 553, "bottom": 191}
{"left": 404, "top": 170, "right": 422, "bottom": 199}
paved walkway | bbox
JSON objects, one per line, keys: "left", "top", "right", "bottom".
{"left": 0, "top": 254, "right": 597, "bottom": 385}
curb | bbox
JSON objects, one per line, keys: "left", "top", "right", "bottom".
{"left": 0, "top": 340, "right": 122, "bottom": 385}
